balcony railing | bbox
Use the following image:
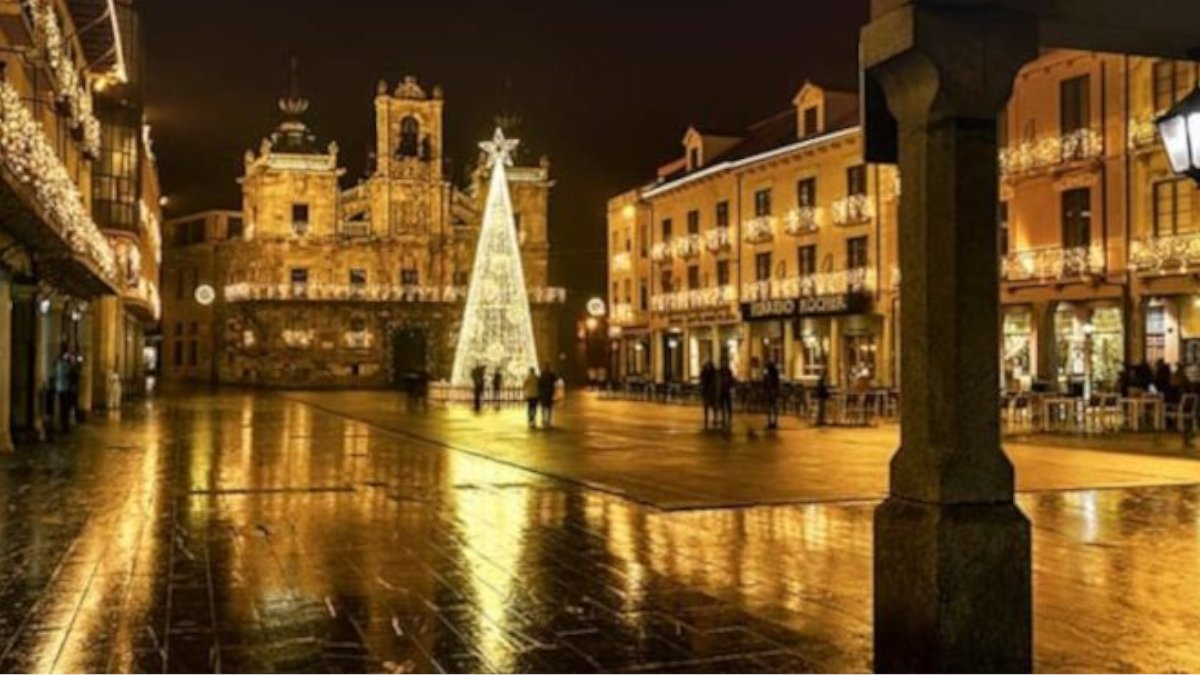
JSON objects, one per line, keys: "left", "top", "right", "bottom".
{"left": 671, "top": 233, "right": 702, "bottom": 259}
{"left": 705, "top": 226, "right": 732, "bottom": 252}
{"left": 784, "top": 206, "right": 820, "bottom": 236}
{"left": 1130, "top": 232, "right": 1200, "bottom": 274}
{"left": 999, "top": 128, "right": 1102, "bottom": 175}
{"left": 612, "top": 251, "right": 632, "bottom": 272}
{"left": 650, "top": 285, "right": 738, "bottom": 313}
{"left": 831, "top": 195, "right": 873, "bottom": 226}
{"left": 1001, "top": 245, "right": 1104, "bottom": 282}
{"left": 650, "top": 241, "right": 672, "bottom": 262}
{"left": 224, "top": 283, "right": 567, "bottom": 304}
{"left": 741, "top": 268, "right": 876, "bottom": 302}
{"left": 742, "top": 216, "right": 776, "bottom": 244}
{"left": 0, "top": 79, "right": 116, "bottom": 282}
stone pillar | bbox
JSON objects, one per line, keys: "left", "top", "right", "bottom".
{"left": 829, "top": 317, "right": 842, "bottom": 386}
{"left": 650, "top": 329, "right": 663, "bottom": 383}
{"left": 91, "top": 296, "right": 121, "bottom": 410}
{"left": 0, "top": 273, "right": 14, "bottom": 452}
{"left": 863, "top": 6, "right": 1037, "bottom": 672}
{"left": 782, "top": 319, "right": 795, "bottom": 379}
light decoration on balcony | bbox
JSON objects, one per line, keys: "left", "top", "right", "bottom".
{"left": 343, "top": 329, "right": 374, "bottom": 350}
{"left": 222, "top": 282, "right": 565, "bottom": 304}
{"left": 27, "top": 0, "right": 100, "bottom": 156}
{"left": 1001, "top": 245, "right": 1104, "bottom": 282}
{"left": 741, "top": 268, "right": 876, "bottom": 302}
{"left": 139, "top": 200, "right": 162, "bottom": 264}
{"left": 282, "top": 329, "right": 314, "bottom": 349}
{"left": 612, "top": 251, "right": 632, "bottom": 272}
{"left": 0, "top": 80, "right": 116, "bottom": 280}
{"left": 611, "top": 302, "right": 635, "bottom": 324}
{"left": 671, "top": 233, "right": 702, "bottom": 258}
{"left": 831, "top": 194, "right": 874, "bottom": 225}
{"left": 742, "top": 215, "right": 776, "bottom": 243}
{"left": 784, "top": 206, "right": 820, "bottom": 235}
{"left": 1130, "top": 233, "right": 1200, "bottom": 274}
{"left": 450, "top": 128, "right": 539, "bottom": 385}
{"left": 650, "top": 241, "right": 673, "bottom": 262}
{"left": 705, "top": 226, "right": 731, "bottom": 252}
{"left": 650, "top": 285, "right": 738, "bottom": 312}
{"left": 1128, "top": 111, "right": 1162, "bottom": 150}
{"left": 999, "top": 128, "right": 1102, "bottom": 175}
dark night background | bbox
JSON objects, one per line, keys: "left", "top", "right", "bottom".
{"left": 141, "top": 0, "right": 866, "bottom": 322}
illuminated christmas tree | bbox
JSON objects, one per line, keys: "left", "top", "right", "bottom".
{"left": 450, "top": 127, "right": 539, "bottom": 385}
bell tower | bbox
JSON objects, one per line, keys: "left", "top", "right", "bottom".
{"left": 373, "top": 75, "right": 444, "bottom": 180}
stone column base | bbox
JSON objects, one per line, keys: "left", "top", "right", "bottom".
{"left": 874, "top": 496, "right": 1032, "bottom": 673}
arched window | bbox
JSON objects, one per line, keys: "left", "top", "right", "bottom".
{"left": 398, "top": 116, "right": 419, "bottom": 157}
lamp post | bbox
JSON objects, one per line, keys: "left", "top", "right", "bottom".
{"left": 1157, "top": 87, "right": 1200, "bottom": 183}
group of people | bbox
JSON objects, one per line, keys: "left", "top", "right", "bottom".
{"left": 470, "top": 363, "right": 563, "bottom": 428}
{"left": 698, "top": 359, "right": 737, "bottom": 430}
{"left": 1123, "top": 359, "right": 1196, "bottom": 403}
{"left": 522, "top": 365, "right": 562, "bottom": 428}
{"left": 48, "top": 344, "right": 83, "bottom": 435}
{"left": 469, "top": 365, "right": 506, "bottom": 412}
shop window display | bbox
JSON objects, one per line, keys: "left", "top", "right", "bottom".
{"left": 1003, "top": 308, "right": 1033, "bottom": 391}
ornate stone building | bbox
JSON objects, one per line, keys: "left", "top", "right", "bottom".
{"left": 163, "top": 72, "right": 562, "bottom": 387}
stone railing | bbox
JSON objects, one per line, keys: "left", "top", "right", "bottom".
{"left": 741, "top": 268, "right": 876, "bottom": 302}
{"left": 611, "top": 251, "right": 632, "bottom": 272}
{"left": 832, "top": 195, "right": 873, "bottom": 225}
{"left": 650, "top": 241, "right": 672, "bottom": 262}
{"left": 0, "top": 79, "right": 116, "bottom": 281}
{"left": 784, "top": 206, "right": 820, "bottom": 236}
{"left": 1001, "top": 245, "right": 1104, "bottom": 282}
{"left": 705, "top": 226, "right": 732, "bottom": 252}
{"left": 999, "top": 128, "right": 1102, "bottom": 175}
{"left": 224, "top": 282, "right": 566, "bottom": 304}
{"left": 650, "top": 285, "right": 738, "bottom": 313}
{"left": 671, "top": 233, "right": 702, "bottom": 259}
{"left": 742, "top": 215, "right": 776, "bottom": 243}
{"left": 1130, "top": 232, "right": 1200, "bottom": 274}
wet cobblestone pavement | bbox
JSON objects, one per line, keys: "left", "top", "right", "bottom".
{"left": 2, "top": 390, "right": 1200, "bottom": 672}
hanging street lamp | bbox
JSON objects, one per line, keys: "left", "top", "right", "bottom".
{"left": 1157, "top": 87, "right": 1200, "bottom": 183}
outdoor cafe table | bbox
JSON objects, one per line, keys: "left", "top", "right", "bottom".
{"left": 1121, "top": 395, "right": 1165, "bottom": 431}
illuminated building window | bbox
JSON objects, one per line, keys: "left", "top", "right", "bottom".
{"left": 93, "top": 123, "right": 138, "bottom": 230}
{"left": 754, "top": 189, "right": 772, "bottom": 217}
{"left": 1061, "top": 188, "right": 1091, "bottom": 248}
{"left": 797, "top": 177, "right": 817, "bottom": 207}
{"left": 1153, "top": 179, "right": 1195, "bottom": 236}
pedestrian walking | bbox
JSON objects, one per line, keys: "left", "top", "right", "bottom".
{"left": 53, "top": 345, "right": 71, "bottom": 432}
{"left": 815, "top": 372, "right": 830, "bottom": 427}
{"left": 717, "top": 359, "right": 735, "bottom": 429}
{"left": 700, "top": 360, "right": 716, "bottom": 429}
{"left": 764, "top": 360, "right": 781, "bottom": 429}
{"left": 471, "top": 364, "right": 486, "bottom": 412}
{"left": 66, "top": 353, "right": 81, "bottom": 426}
{"left": 492, "top": 368, "right": 503, "bottom": 409}
{"left": 538, "top": 364, "right": 558, "bottom": 428}
{"left": 523, "top": 367, "right": 540, "bottom": 428}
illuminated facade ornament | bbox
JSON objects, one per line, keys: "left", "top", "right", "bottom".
{"left": 450, "top": 128, "right": 539, "bottom": 384}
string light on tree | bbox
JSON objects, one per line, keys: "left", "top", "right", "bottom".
{"left": 450, "top": 127, "right": 540, "bottom": 385}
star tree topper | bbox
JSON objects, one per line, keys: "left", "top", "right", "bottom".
{"left": 480, "top": 127, "right": 519, "bottom": 168}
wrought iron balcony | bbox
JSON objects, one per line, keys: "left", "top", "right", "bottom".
{"left": 1130, "top": 232, "right": 1200, "bottom": 274}
{"left": 742, "top": 216, "right": 776, "bottom": 244}
{"left": 784, "top": 206, "right": 820, "bottom": 236}
{"left": 832, "top": 195, "right": 874, "bottom": 226}
{"left": 705, "top": 226, "right": 732, "bottom": 252}
{"left": 1001, "top": 245, "right": 1104, "bottom": 282}
{"left": 671, "top": 233, "right": 702, "bottom": 259}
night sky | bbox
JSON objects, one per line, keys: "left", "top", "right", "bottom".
{"left": 141, "top": 0, "right": 867, "bottom": 306}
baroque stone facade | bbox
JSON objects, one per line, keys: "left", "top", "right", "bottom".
{"left": 163, "top": 72, "right": 562, "bottom": 388}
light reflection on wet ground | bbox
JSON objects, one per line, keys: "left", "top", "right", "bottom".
{"left": 0, "top": 390, "right": 1199, "bottom": 672}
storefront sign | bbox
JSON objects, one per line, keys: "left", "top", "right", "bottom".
{"left": 741, "top": 294, "right": 868, "bottom": 321}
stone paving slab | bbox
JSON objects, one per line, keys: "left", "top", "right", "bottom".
{"left": 285, "top": 390, "right": 1200, "bottom": 510}
{"left": 3, "top": 390, "right": 1200, "bottom": 672}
